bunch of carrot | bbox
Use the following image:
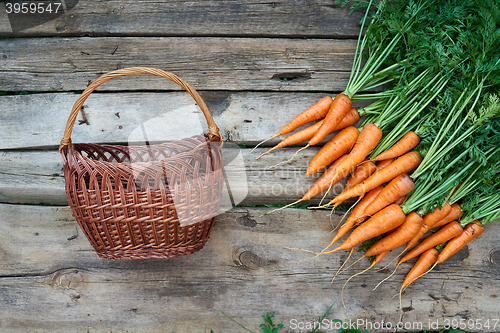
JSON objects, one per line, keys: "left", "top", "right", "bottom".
{"left": 252, "top": 0, "right": 500, "bottom": 309}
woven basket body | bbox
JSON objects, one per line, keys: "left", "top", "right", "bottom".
{"left": 60, "top": 68, "right": 224, "bottom": 260}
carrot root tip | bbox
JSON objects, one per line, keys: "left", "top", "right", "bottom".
{"left": 373, "top": 263, "right": 400, "bottom": 291}
{"left": 266, "top": 145, "right": 309, "bottom": 168}
{"left": 284, "top": 246, "right": 320, "bottom": 255}
{"left": 332, "top": 248, "right": 353, "bottom": 282}
{"left": 250, "top": 134, "right": 280, "bottom": 154}
{"left": 264, "top": 199, "right": 303, "bottom": 216}
{"left": 255, "top": 148, "right": 275, "bottom": 160}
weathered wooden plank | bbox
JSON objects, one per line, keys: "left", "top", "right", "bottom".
{"left": 0, "top": 204, "right": 498, "bottom": 332}
{"left": 0, "top": 148, "right": 348, "bottom": 206}
{"left": 0, "top": 150, "right": 67, "bottom": 205}
{"left": 0, "top": 1, "right": 364, "bottom": 38}
{"left": 0, "top": 37, "right": 355, "bottom": 92}
{"left": 0, "top": 92, "right": 368, "bottom": 149}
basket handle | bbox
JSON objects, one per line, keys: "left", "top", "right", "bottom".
{"left": 59, "top": 67, "right": 222, "bottom": 151}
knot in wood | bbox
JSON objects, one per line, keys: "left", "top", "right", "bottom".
{"left": 233, "top": 248, "right": 263, "bottom": 270}
{"left": 239, "top": 251, "right": 262, "bottom": 270}
{"left": 489, "top": 248, "right": 500, "bottom": 269}
{"left": 49, "top": 269, "right": 85, "bottom": 290}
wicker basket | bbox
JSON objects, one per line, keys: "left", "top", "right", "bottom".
{"left": 59, "top": 67, "right": 224, "bottom": 260}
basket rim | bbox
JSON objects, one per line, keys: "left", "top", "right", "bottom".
{"left": 65, "top": 134, "right": 223, "bottom": 168}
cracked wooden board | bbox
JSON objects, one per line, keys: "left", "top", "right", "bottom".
{"left": 0, "top": 37, "right": 355, "bottom": 92}
{"left": 0, "top": 1, "right": 364, "bottom": 38}
{"left": 0, "top": 148, "right": 349, "bottom": 206}
{"left": 0, "top": 204, "right": 499, "bottom": 332}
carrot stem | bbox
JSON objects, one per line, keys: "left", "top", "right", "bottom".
{"left": 369, "top": 74, "right": 447, "bottom": 158}
{"left": 412, "top": 78, "right": 488, "bottom": 179}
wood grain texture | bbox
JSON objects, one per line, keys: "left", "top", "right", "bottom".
{"left": 0, "top": 92, "right": 367, "bottom": 149}
{"left": 0, "top": 204, "right": 498, "bottom": 332}
{"left": 0, "top": 148, "right": 348, "bottom": 206}
{"left": 0, "top": 1, "right": 364, "bottom": 38}
{"left": 0, "top": 37, "right": 355, "bottom": 92}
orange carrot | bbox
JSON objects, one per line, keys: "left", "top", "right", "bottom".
{"left": 401, "top": 248, "right": 438, "bottom": 289}
{"left": 320, "top": 204, "right": 406, "bottom": 254}
{"left": 324, "top": 151, "right": 422, "bottom": 207}
{"left": 431, "top": 203, "right": 463, "bottom": 229}
{"left": 324, "top": 123, "right": 383, "bottom": 190}
{"left": 257, "top": 108, "right": 360, "bottom": 159}
{"left": 322, "top": 186, "right": 385, "bottom": 252}
{"left": 405, "top": 202, "right": 452, "bottom": 250}
{"left": 306, "top": 126, "right": 360, "bottom": 175}
{"left": 359, "top": 158, "right": 394, "bottom": 203}
{"left": 436, "top": 222, "right": 485, "bottom": 264}
{"left": 376, "top": 158, "right": 394, "bottom": 171}
{"left": 281, "top": 96, "right": 333, "bottom": 135}
{"left": 251, "top": 96, "right": 333, "bottom": 152}
{"left": 394, "top": 195, "right": 406, "bottom": 205}
{"left": 373, "top": 251, "right": 389, "bottom": 265}
{"left": 281, "top": 95, "right": 354, "bottom": 164}
{"left": 373, "top": 131, "right": 421, "bottom": 161}
{"left": 341, "top": 160, "right": 377, "bottom": 193}
{"left": 256, "top": 121, "right": 323, "bottom": 159}
{"left": 302, "top": 155, "right": 350, "bottom": 201}
{"left": 353, "top": 186, "right": 386, "bottom": 227}
{"left": 359, "top": 158, "right": 394, "bottom": 202}
{"left": 308, "top": 94, "right": 353, "bottom": 146}
{"left": 316, "top": 125, "right": 382, "bottom": 207}
{"left": 337, "top": 107, "right": 361, "bottom": 130}
{"left": 264, "top": 155, "right": 351, "bottom": 215}
{"left": 400, "top": 221, "right": 463, "bottom": 264}
{"left": 376, "top": 203, "right": 454, "bottom": 289}
{"left": 423, "top": 202, "right": 453, "bottom": 227}
{"left": 372, "top": 212, "right": 421, "bottom": 291}
{"left": 365, "top": 212, "right": 423, "bottom": 257}
{"left": 364, "top": 174, "right": 415, "bottom": 217}
{"left": 409, "top": 222, "right": 486, "bottom": 294}
{"left": 397, "top": 247, "right": 439, "bottom": 322}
